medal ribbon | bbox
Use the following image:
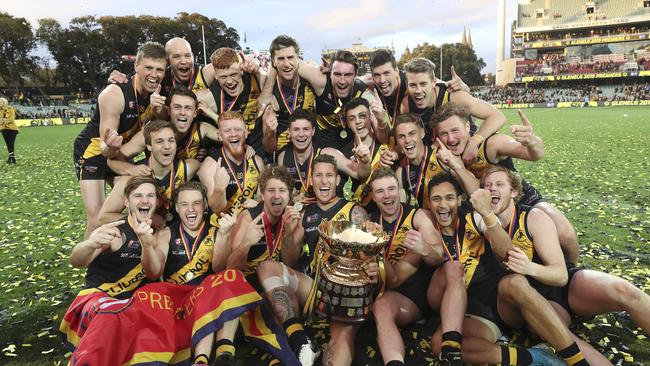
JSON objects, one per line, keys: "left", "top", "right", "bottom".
{"left": 506, "top": 207, "right": 518, "bottom": 239}
{"left": 436, "top": 220, "right": 461, "bottom": 261}
{"left": 293, "top": 147, "right": 314, "bottom": 193}
{"left": 379, "top": 77, "right": 400, "bottom": 125}
{"left": 132, "top": 76, "right": 144, "bottom": 128}
{"left": 221, "top": 147, "right": 246, "bottom": 193}
{"left": 149, "top": 157, "right": 176, "bottom": 208}
{"left": 180, "top": 124, "right": 196, "bottom": 157}
{"left": 277, "top": 76, "right": 299, "bottom": 114}
{"left": 406, "top": 146, "right": 428, "bottom": 199}
{"left": 220, "top": 87, "right": 241, "bottom": 114}
{"left": 262, "top": 209, "right": 284, "bottom": 257}
{"left": 380, "top": 205, "right": 404, "bottom": 255}
{"left": 179, "top": 221, "right": 206, "bottom": 261}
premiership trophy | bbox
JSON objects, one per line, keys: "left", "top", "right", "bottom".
{"left": 315, "top": 219, "right": 388, "bottom": 323}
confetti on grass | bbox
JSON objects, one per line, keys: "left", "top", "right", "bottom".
{"left": 1, "top": 112, "right": 650, "bottom": 364}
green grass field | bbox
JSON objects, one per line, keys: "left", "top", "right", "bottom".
{"left": 0, "top": 107, "right": 648, "bottom": 365}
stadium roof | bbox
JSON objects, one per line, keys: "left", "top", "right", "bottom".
{"left": 516, "top": 0, "right": 650, "bottom": 32}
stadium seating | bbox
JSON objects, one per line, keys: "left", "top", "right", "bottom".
{"left": 518, "top": 0, "right": 649, "bottom": 28}
{"left": 473, "top": 82, "right": 650, "bottom": 104}
{"left": 14, "top": 104, "right": 94, "bottom": 119}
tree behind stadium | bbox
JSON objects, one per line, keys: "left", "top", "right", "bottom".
{"left": 36, "top": 13, "right": 240, "bottom": 92}
{"left": 399, "top": 42, "right": 486, "bottom": 86}
{"left": 0, "top": 12, "right": 39, "bottom": 88}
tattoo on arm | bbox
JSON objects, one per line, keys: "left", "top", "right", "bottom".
{"left": 270, "top": 287, "right": 296, "bottom": 323}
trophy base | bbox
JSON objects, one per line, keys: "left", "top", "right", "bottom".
{"left": 317, "top": 266, "right": 376, "bottom": 323}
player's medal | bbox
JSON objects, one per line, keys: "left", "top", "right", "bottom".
{"left": 340, "top": 130, "right": 348, "bottom": 139}
{"left": 294, "top": 202, "right": 304, "bottom": 212}
{"left": 165, "top": 212, "right": 174, "bottom": 222}
{"left": 185, "top": 271, "right": 194, "bottom": 281}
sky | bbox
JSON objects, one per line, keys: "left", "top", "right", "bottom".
{"left": 2, "top": 0, "right": 521, "bottom": 73}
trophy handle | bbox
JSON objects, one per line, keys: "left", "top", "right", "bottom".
{"left": 373, "top": 252, "right": 387, "bottom": 301}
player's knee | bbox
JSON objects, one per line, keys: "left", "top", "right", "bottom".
{"left": 371, "top": 296, "right": 396, "bottom": 320}
{"left": 259, "top": 261, "right": 299, "bottom": 293}
{"left": 444, "top": 260, "right": 465, "bottom": 283}
{"left": 257, "top": 260, "right": 281, "bottom": 282}
{"left": 499, "top": 274, "right": 532, "bottom": 301}
{"left": 611, "top": 279, "right": 642, "bottom": 307}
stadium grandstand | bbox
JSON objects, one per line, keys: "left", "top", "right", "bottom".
{"left": 489, "top": 0, "right": 650, "bottom": 107}
{"left": 0, "top": 86, "right": 95, "bottom": 125}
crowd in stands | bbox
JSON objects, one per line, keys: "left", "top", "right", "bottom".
{"left": 515, "top": 52, "right": 646, "bottom": 77}
{"left": 523, "top": 24, "right": 650, "bottom": 43}
{"left": 13, "top": 105, "right": 94, "bottom": 120}
{"left": 0, "top": 88, "right": 96, "bottom": 120}
{"left": 473, "top": 82, "right": 650, "bottom": 104}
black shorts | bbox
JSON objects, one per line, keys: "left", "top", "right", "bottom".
{"left": 394, "top": 264, "right": 436, "bottom": 316}
{"left": 531, "top": 281, "right": 570, "bottom": 315}
{"left": 245, "top": 273, "right": 264, "bottom": 294}
{"left": 519, "top": 182, "right": 544, "bottom": 206}
{"left": 466, "top": 280, "right": 509, "bottom": 335}
{"left": 531, "top": 264, "right": 586, "bottom": 318}
{"left": 563, "top": 264, "right": 586, "bottom": 318}
{"left": 73, "top": 135, "right": 114, "bottom": 180}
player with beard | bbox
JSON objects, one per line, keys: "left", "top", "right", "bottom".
{"left": 101, "top": 120, "right": 200, "bottom": 225}
{"left": 74, "top": 42, "right": 166, "bottom": 239}
{"left": 114, "top": 86, "right": 220, "bottom": 162}
{"left": 392, "top": 113, "right": 478, "bottom": 209}
{"left": 431, "top": 102, "right": 580, "bottom": 265}
{"left": 366, "top": 168, "right": 464, "bottom": 366}
{"left": 109, "top": 37, "right": 215, "bottom": 96}
{"left": 321, "top": 97, "right": 388, "bottom": 210}
{"left": 277, "top": 108, "right": 319, "bottom": 204}
{"left": 366, "top": 50, "right": 469, "bottom": 129}
{"left": 483, "top": 166, "right": 650, "bottom": 365}
{"left": 297, "top": 50, "right": 390, "bottom": 150}
{"left": 427, "top": 173, "right": 588, "bottom": 366}
{"left": 318, "top": 100, "right": 373, "bottom": 196}
{"left": 254, "top": 155, "right": 371, "bottom": 366}
{"left": 366, "top": 50, "right": 408, "bottom": 129}
{"left": 70, "top": 176, "right": 157, "bottom": 294}
{"left": 254, "top": 35, "right": 317, "bottom": 159}
{"left": 64, "top": 178, "right": 266, "bottom": 366}
{"left": 196, "top": 48, "right": 263, "bottom": 134}
{"left": 62, "top": 176, "right": 157, "bottom": 354}
{"left": 140, "top": 181, "right": 240, "bottom": 366}
{"left": 226, "top": 166, "right": 299, "bottom": 280}
{"left": 159, "top": 38, "right": 214, "bottom": 95}
{"left": 400, "top": 58, "right": 504, "bottom": 163}
{"left": 198, "top": 111, "right": 266, "bottom": 227}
